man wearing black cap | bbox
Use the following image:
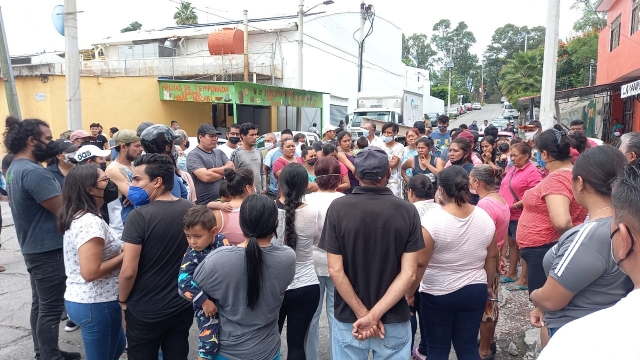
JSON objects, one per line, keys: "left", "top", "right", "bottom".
{"left": 187, "top": 124, "right": 234, "bottom": 205}
{"left": 319, "top": 147, "right": 426, "bottom": 359}
{"left": 46, "top": 139, "right": 78, "bottom": 187}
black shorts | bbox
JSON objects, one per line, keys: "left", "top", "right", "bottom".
{"left": 520, "top": 242, "right": 557, "bottom": 296}
{"left": 508, "top": 220, "right": 518, "bottom": 239}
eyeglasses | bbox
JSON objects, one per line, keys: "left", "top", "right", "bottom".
{"left": 96, "top": 177, "right": 110, "bottom": 183}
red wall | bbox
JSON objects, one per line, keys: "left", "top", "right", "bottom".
{"left": 596, "top": 0, "right": 640, "bottom": 84}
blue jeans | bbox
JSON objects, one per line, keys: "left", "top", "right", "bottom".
{"left": 65, "top": 300, "right": 126, "bottom": 360}
{"left": 306, "top": 276, "right": 335, "bottom": 360}
{"left": 213, "top": 352, "right": 280, "bottom": 360}
{"left": 331, "top": 320, "right": 411, "bottom": 359}
{"left": 420, "top": 284, "right": 487, "bottom": 360}
{"left": 548, "top": 327, "right": 559, "bottom": 338}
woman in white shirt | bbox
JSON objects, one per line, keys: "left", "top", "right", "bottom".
{"left": 57, "top": 165, "right": 125, "bottom": 360}
{"left": 274, "top": 163, "right": 322, "bottom": 359}
{"left": 304, "top": 156, "right": 345, "bottom": 360}
{"left": 418, "top": 165, "right": 498, "bottom": 360}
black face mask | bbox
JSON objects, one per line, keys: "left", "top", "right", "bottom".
{"left": 34, "top": 140, "right": 60, "bottom": 162}
{"left": 228, "top": 137, "right": 241, "bottom": 145}
{"left": 306, "top": 159, "right": 317, "bottom": 166}
{"left": 185, "top": 141, "right": 190, "bottom": 149}
{"left": 98, "top": 180, "right": 119, "bottom": 204}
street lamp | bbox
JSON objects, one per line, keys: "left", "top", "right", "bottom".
{"left": 298, "top": 0, "right": 334, "bottom": 89}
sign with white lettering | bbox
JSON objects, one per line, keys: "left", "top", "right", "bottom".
{"left": 621, "top": 80, "right": 640, "bottom": 98}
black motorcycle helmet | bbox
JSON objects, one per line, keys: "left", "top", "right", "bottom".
{"left": 140, "top": 125, "right": 179, "bottom": 159}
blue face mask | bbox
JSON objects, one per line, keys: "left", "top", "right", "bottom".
{"left": 128, "top": 182, "right": 155, "bottom": 208}
{"left": 177, "top": 156, "right": 187, "bottom": 171}
{"left": 382, "top": 136, "right": 393, "bottom": 143}
{"left": 536, "top": 152, "right": 546, "bottom": 169}
{"left": 362, "top": 130, "right": 370, "bottom": 137}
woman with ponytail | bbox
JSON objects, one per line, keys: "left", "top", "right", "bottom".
{"left": 210, "top": 168, "right": 256, "bottom": 245}
{"left": 194, "top": 194, "right": 295, "bottom": 360}
{"left": 416, "top": 165, "right": 498, "bottom": 359}
{"left": 274, "top": 163, "right": 322, "bottom": 359}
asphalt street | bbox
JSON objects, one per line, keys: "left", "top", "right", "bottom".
{"left": 448, "top": 103, "right": 505, "bottom": 130}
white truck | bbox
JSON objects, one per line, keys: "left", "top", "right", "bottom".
{"left": 348, "top": 90, "right": 423, "bottom": 143}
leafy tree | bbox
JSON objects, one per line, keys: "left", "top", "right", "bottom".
{"left": 431, "top": 20, "right": 479, "bottom": 77}
{"left": 401, "top": 33, "right": 437, "bottom": 70}
{"left": 174, "top": 1, "right": 198, "bottom": 25}
{"left": 556, "top": 32, "right": 599, "bottom": 90}
{"left": 431, "top": 85, "right": 455, "bottom": 103}
{"left": 121, "top": 21, "right": 142, "bottom": 33}
{"left": 571, "top": 0, "right": 606, "bottom": 33}
{"left": 499, "top": 49, "right": 543, "bottom": 104}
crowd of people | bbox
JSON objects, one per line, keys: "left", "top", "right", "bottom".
{"left": 2, "top": 113, "right": 640, "bottom": 360}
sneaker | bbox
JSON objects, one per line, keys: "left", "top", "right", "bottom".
{"left": 412, "top": 347, "right": 426, "bottom": 360}
{"left": 60, "top": 350, "right": 81, "bottom": 360}
{"left": 64, "top": 320, "right": 79, "bottom": 332}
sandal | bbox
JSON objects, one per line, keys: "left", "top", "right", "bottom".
{"left": 499, "top": 275, "right": 516, "bottom": 283}
{"left": 505, "top": 283, "right": 528, "bottom": 292}
{"left": 0, "top": 265, "right": 5, "bottom": 272}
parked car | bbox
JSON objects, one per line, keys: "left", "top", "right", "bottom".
{"left": 464, "top": 103, "right": 473, "bottom": 111}
{"left": 448, "top": 107, "right": 459, "bottom": 119}
{"left": 458, "top": 104, "right": 466, "bottom": 115}
{"left": 255, "top": 131, "right": 320, "bottom": 150}
{"left": 426, "top": 112, "right": 440, "bottom": 127}
{"left": 501, "top": 96, "right": 508, "bottom": 104}
{"left": 472, "top": 102, "right": 482, "bottom": 110}
{"left": 491, "top": 118, "right": 510, "bottom": 130}
{"left": 502, "top": 104, "right": 519, "bottom": 118}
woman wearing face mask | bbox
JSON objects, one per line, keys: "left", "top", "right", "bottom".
{"left": 47, "top": 139, "right": 79, "bottom": 187}
{"left": 401, "top": 129, "right": 420, "bottom": 199}
{"left": 57, "top": 165, "right": 125, "bottom": 360}
{"left": 212, "top": 168, "right": 256, "bottom": 245}
{"left": 335, "top": 131, "right": 359, "bottom": 194}
{"left": 402, "top": 137, "right": 444, "bottom": 189}
{"left": 380, "top": 122, "right": 405, "bottom": 198}
{"left": 446, "top": 138, "right": 474, "bottom": 173}
{"left": 516, "top": 125, "right": 588, "bottom": 346}
{"left": 528, "top": 146, "right": 632, "bottom": 343}
{"left": 273, "top": 138, "right": 303, "bottom": 180}
{"left": 302, "top": 146, "right": 319, "bottom": 193}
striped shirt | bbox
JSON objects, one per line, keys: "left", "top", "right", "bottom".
{"left": 420, "top": 207, "right": 496, "bottom": 296}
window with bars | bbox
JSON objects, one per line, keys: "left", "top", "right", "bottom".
{"left": 611, "top": 15, "right": 621, "bottom": 51}
{"left": 632, "top": 0, "right": 640, "bottom": 35}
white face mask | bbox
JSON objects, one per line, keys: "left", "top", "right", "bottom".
{"left": 363, "top": 130, "right": 370, "bottom": 137}
{"left": 524, "top": 131, "right": 537, "bottom": 141}
{"left": 265, "top": 142, "right": 275, "bottom": 150}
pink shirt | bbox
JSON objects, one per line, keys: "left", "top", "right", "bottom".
{"left": 445, "top": 153, "right": 483, "bottom": 167}
{"left": 477, "top": 197, "right": 510, "bottom": 248}
{"left": 498, "top": 162, "right": 543, "bottom": 220}
{"left": 219, "top": 209, "right": 245, "bottom": 245}
{"left": 273, "top": 157, "right": 303, "bottom": 179}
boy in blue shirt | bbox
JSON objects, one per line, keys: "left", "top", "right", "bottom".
{"left": 178, "top": 206, "right": 229, "bottom": 360}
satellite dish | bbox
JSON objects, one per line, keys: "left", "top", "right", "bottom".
{"left": 52, "top": 5, "right": 64, "bottom": 36}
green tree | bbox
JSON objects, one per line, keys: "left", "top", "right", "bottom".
{"left": 499, "top": 49, "right": 543, "bottom": 104}
{"left": 431, "top": 20, "right": 479, "bottom": 76}
{"left": 401, "top": 33, "right": 437, "bottom": 70}
{"left": 571, "top": 0, "right": 606, "bottom": 33}
{"left": 121, "top": 21, "right": 142, "bottom": 33}
{"left": 174, "top": 1, "right": 198, "bottom": 25}
{"left": 556, "top": 32, "right": 599, "bottom": 90}
{"left": 431, "top": 85, "right": 455, "bottom": 103}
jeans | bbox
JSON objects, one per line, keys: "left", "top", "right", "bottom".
{"left": 409, "top": 290, "right": 427, "bottom": 355}
{"left": 331, "top": 320, "right": 411, "bottom": 359}
{"left": 420, "top": 284, "right": 487, "bottom": 360}
{"left": 520, "top": 242, "right": 557, "bottom": 295}
{"left": 65, "top": 300, "right": 126, "bottom": 360}
{"left": 278, "top": 284, "right": 320, "bottom": 360}
{"left": 548, "top": 327, "right": 560, "bottom": 338}
{"left": 24, "top": 249, "right": 66, "bottom": 360}
{"left": 306, "top": 276, "right": 335, "bottom": 360}
{"left": 125, "top": 306, "right": 194, "bottom": 360}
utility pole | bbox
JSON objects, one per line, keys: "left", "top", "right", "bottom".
{"left": 0, "top": 7, "right": 20, "bottom": 119}
{"left": 271, "top": 43, "right": 275, "bottom": 85}
{"left": 539, "top": 0, "right": 561, "bottom": 129}
{"left": 480, "top": 61, "right": 484, "bottom": 104}
{"left": 243, "top": 10, "right": 249, "bottom": 82}
{"left": 357, "top": 0, "right": 365, "bottom": 93}
{"left": 64, "top": 0, "right": 82, "bottom": 130}
{"left": 524, "top": 33, "right": 528, "bottom": 52}
{"left": 589, "top": 59, "right": 595, "bottom": 86}
{"left": 447, "top": 47, "right": 453, "bottom": 112}
{"left": 297, "top": 0, "right": 304, "bottom": 89}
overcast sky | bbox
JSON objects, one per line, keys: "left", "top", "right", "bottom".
{"left": 2, "top": 0, "right": 582, "bottom": 58}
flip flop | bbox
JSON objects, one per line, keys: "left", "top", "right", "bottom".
{"left": 499, "top": 275, "right": 516, "bottom": 283}
{"left": 505, "top": 283, "right": 528, "bottom": 292}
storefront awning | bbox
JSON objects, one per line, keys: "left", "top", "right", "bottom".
{"left": 518, "top": 79, "right": 636, "bottom": 106}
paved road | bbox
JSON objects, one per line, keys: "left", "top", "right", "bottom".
{"left": 449, "top": 104, "right": 504, "bottom": 130}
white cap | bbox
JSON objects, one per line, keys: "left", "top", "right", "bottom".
{"left": 74, "top": 145, "right": 111, "bottom": 162}
{"left": 322, "top": 124, "right": 337, "bottom": 135}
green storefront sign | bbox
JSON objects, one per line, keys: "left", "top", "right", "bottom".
{"left": 159, "top": 80, "right": 323, "bottom": 108}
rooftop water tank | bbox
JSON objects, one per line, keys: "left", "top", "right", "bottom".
{"left": 208, "top": 28, "right": 244, "bottom": 55}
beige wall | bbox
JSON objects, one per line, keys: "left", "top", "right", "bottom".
{"left": 0, "top": 76, "right": 214, "bottom": 144}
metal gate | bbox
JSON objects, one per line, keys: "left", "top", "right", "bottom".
{"left": 623, "top": 96, "right": 634, "bottom": 134}
{"left": 602, "top": 96, "right": 612, "bottom": 143}
{"left": 330, "top": 105, "right": 348, "bottom": 126}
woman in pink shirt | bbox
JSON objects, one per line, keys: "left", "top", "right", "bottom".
{"left": 471, "top": 165, "right": 511, "bottom": 360}
{"left": 498, "top": 142, "right": 543, "bottom": 291}
{"left": 273, "top": 138, "right": 303, "bottom": 179}
{"left": 210, "top": 168, "right": 256, "bottom": 245}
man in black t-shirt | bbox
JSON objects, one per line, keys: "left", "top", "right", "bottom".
{"left": 118, "top": 154, "right": 194, "bottom": 358}
{"left": 88, "top": 123, "right": 109, "bottom": 170}
{"left": 319, "top": 147, "right": 426, "bottom": 358}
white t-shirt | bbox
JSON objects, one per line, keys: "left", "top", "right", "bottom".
{"left": 538, "top": 289, "right": 640, "bottom": 360}
{"left": 420, "top": 207, "right": 495, "bottom": 296}
{"left": 217, "top": 143, "right": 238, "bottom": 160}
{"left": 275, "top": 205, "right": 322, "bottom": 290}
{"left": 368, "top": 136, "right": 384, "bottom": 149}
{"left": 304, "top": 191, "right": 345, "bottom": 277}
{"left": 63, "top": 213, "right": 123, "bottom": 303}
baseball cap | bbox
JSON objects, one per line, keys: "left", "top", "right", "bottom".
{"left": 73, "top": 145, "right": 111, "bottom": 162}
{"left": 355, "top": 147, "right": 390, "bottom": 181}
{"left": 457, "top": 130, "right": 475, "bottom": 143}
{"left": 322, "top": 124, "right": 337, "bottom": 135}
{"left": 136, "top": 122, "right": 154, "bottom": 137}
{"left": 197, "top": 123, "right": 222, "bottom": 136}
{"left": 53, "top": 139, "right": 78, "bottom": 154}
{"left": 69, "top": 130, "right": 95, "bottom": 142}
{"left": 519, "top": 120, "right": 542, "bottom": 129}
{"left": 113, "top": 129, "right": 139, "bottom": 146}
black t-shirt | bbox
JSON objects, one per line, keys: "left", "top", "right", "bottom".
{"left": 89, "top": 134, "right": 108, "bottom": 149}
{"left": 122, "top": 198, "right": 194, "bottom": 321}
{"left": 319, "top": 186, "right": 425, "bottom": 324}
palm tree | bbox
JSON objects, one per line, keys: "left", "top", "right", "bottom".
{"left": 499, "top": 50, "right": 543, "bottom": 99}
{"left": 174, "top": 1, "right": 198, "bottom": 25}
